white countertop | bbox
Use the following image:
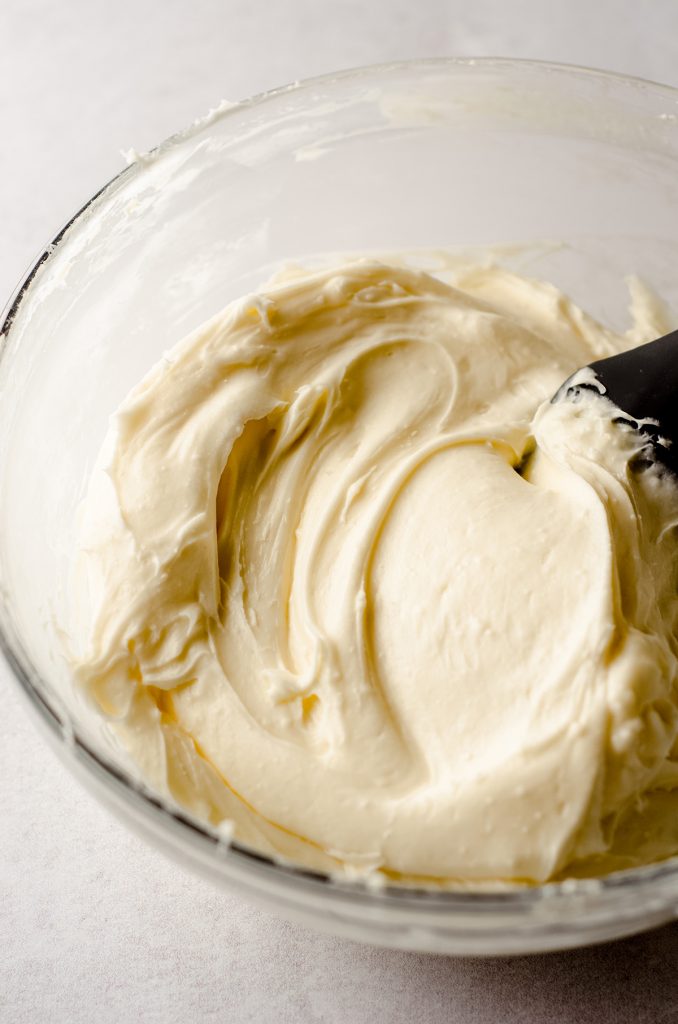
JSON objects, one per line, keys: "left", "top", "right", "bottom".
{"left": 2, "top": 2, "right": 678, "bottom": 1021}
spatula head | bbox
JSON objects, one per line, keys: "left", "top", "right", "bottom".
{"left": 552, "top": 329, "right": 678, "bottom": 476}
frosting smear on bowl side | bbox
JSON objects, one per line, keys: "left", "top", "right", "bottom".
{"left": 71, "top": 259, "right": 678, "bottom": 885}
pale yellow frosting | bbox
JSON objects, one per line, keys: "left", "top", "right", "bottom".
{"left": 72, "top": 260, "right": 678, "bottom": 885}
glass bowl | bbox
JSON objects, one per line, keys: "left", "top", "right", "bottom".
{"left": 2, "top": 58, "right": 678, "bottom": 956}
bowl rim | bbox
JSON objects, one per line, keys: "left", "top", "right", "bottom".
{"left": 3, "top": 55, "right": 678, "bottom": 925}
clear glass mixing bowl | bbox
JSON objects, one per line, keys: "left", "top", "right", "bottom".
{"left": 2, "top": 58, "right": 678, "bottom": 955}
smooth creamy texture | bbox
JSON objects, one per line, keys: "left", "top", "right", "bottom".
{"left": 73, "top": 260, "right": 678, "bottom": 884}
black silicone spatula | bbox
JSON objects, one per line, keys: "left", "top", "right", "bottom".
{"left": 552, "top": 328, "right": 678, "bottom": 476}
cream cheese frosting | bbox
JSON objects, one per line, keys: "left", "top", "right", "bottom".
{"left": 72, "top": 259, "right": 678, "bottom": 885}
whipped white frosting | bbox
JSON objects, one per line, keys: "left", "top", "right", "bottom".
{"left": 72, "top": 259, "right": 678, "bottom": 884}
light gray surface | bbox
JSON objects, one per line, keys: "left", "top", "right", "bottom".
{"left": 2, "top": 3, "right": 678, "bottom": 1021}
